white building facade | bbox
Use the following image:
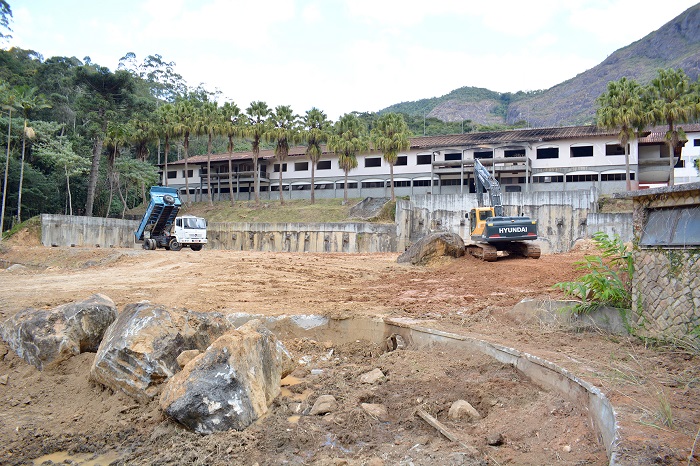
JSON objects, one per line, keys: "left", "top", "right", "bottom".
{"left": 162, "top": 124, "right": 700, "bottom": 201}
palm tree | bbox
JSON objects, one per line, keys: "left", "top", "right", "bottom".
{"left": 244, "top": 101, "right": 271, "bottom": 206}
{"left": 197, "top": 101, "right": 221, "bottom": 205}
{"left": 327, "top": 113, "right": 368, "bottom": 205}
{"left": 15, "top": 85, "right": 50, "bottom": 223}
{"left": 303, "top": 108, "right": 330, "bottom": 204}
{"left": 0, "top": 81, "right": 17, "bottom": 236}
{"left": 370, "top": 112, "right": 410, "bottom": 200}
{"left": 155, "top": 103, "right": 177, "bottom": 187}
{"left": 104, "top": 121, "right": 130, "bottom": 217}
{"left": 174, "top": 99, "right": 199, "bottom": 203}
{"left": 644, "top": 68, "right": 696, "bottom": 187}
{"left": 221, "top": 101, "right": 243, "bottom": 206}
{"left": 269, "top": 105, "right": 298, "bottom": 205}
{"left": 596, "top": 77, "right": 645, "bottom": 191}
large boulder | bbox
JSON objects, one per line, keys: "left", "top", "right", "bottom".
{"left": 0, "top": 294, "right": 117, "bottom": 370}
{"left": 397, "top": 232, "right": 465, "bottom": 265}
{"left": 90, "top": 302, "right": 234, "bottom": 402}
{"left": 159, "top": 319, "right": 295, "bottom": 434}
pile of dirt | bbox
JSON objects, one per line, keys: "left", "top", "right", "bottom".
{"left": 0, "top": 243, "right": 697, "bottom": 465}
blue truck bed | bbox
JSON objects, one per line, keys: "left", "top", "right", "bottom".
{"left": 134, "top": 187, "right": 182, "bottom": 242}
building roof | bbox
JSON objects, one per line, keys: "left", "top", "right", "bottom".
{"left": 165, "top": 123, "right": 700, "bottom": 167}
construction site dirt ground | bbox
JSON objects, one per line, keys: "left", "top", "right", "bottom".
{"left": 0, "top": 231, "right": 698, "bottom": 465}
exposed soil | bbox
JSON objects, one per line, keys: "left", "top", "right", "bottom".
{"left": 0, "top": 234, "right": 698, "bottom": 465}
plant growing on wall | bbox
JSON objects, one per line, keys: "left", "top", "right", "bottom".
{"left": 553, "top": 232, "right": 633, "bottom": 313}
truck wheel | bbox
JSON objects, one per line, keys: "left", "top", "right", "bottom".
{"left": 142, "top": 241, "right": 150, "bottom": 250}
{"left": 190, "top": 244, "right": 203, "bottom": 251}
{"left": 163, "top": 194, "right": 175, "bottom": 205}
{"left": 148, "top": 239, "right": 157, "bottom": 250}
{"left": 169, "top": 239, "right": 182, "bottom": 251}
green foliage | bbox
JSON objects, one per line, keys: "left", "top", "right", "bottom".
{"left": 553, "top": 232, "right": 633, "bottom": 313}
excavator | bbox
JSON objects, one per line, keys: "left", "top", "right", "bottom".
{"left": 465, "top": 159, "right": 540, "bottom": 261}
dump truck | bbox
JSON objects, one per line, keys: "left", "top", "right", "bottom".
{"left": 135, "top": 186, "right": 207, "bottom": 251}
{"left": 465, "top": 159, "right": 540, "bottom": 261}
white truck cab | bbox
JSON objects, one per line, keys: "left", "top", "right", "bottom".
{"left": 173, "top": 215, "right": 208, "bottom": 251}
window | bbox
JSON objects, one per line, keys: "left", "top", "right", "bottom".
{"left": 315, "top": 183, "right": 333, "bottom": 190}
{"left": 413, "top": 179, "right": 436, "bottom": 187}
{"left": 441, "top": 179, "right": 462, "bottom": 186}
{"left": 361, "top": 181, "right": 385, "bottom": 188}
{"left": 505, "top": 185, "right": 522, "bottom": 192}
{"left": 601, "top": 173, "right": 636, "bottom": 181}
{"left": 392, "top": 180, "right": 410, "bottom": 187}
{"left": 182, "top": 169, "right": 193, "bottom": 178}
{"left": 605, "top": 144, "right": 627, "bottom": 156}
{"left": 640, "top": 206, "right": 700, "bottom": 247}
{"left": 694, "top": 139, "right": 700, "bottom": 147}
{"left": 364, "top": 157, "right": 381, "bottom": 168}
{"left": 474, "top": 151, "right": 492, "bottom": 159}
{"left": 416, "top": 154, "right": 432, "bottom": 165}
{"left": 445, "top": 152, "right": 462, "bottom": 161}
{"left": 566, "top": 174, "right": 598, "bottom": 182}
{"left": 395, "top": 156, "right": 407, "bottom": 166}
{"left": 317, "top": 160, "right": 331, "bottom": 170}
{"left": 504, "top": 149, "right": 525, "bottom": 158}
{"left": 536, "top": 147, "right": 559, "bottom": 159}
{"left": 167, "top": 171, "right": 177, "bottom": 179}
{"left": 200, "top": 167, "right": 208, "bottom": 175}
{"left": 533, "top": 175, "right": 563, "bottom": 183}
{"left": 336, "top": 182, "right": 358, "bottom": 189}
{"left": 571, "top": 146, "right": 593, "bottom": 157}
{"left": 273, "top": 163, "right": 287, "bottom": 173}
{"left": 294, "top": 162, "right": 309, "bottom": 171}
{"left": 292, "top": 184, "right": 310, "bottom": 190}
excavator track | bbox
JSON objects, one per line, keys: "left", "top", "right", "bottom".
{"left": 524, "top": 243, "right": 541, "bottom": 259}
{"left": 466, "top": 244, "right": 498, "bottom": 262}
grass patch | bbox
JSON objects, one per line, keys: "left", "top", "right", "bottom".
{"left": 179, "top": 198, "right": 364, "bottom": 224}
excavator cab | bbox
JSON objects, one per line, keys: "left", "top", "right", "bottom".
{"left": 466, "top": 207, "right": 495, "bottom": 238}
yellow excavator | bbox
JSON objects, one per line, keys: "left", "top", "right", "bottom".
{"left": 465, "top": 159, "right": 540, "bottom": 261}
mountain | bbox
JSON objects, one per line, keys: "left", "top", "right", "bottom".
{"left": 381, "top": 4, "right": 700, "bottom": 128}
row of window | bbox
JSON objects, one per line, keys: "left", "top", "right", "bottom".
{"left": 533, "top": 173, "right": 635, "bottom": 183}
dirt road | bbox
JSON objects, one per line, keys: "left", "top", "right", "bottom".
{"left": 0, "top": 236, "right": 697, "bottom": 465}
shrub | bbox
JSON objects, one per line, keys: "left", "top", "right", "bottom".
{"left": 553, "top": 232, "right": 633, "bottom": 313}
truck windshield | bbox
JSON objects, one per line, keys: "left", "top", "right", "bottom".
{"left": 183, "top": 218, "right": 207, "bottom": 229}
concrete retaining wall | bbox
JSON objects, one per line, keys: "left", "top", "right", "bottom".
{"left": 41, "top": 214, "right": 139, "bottom": 249}
{"left": 206, "top": 222, "right": 398, "bottom": 253}
{"left": 40, "top": 214, "right": 399, "bottom": 253}
{"left": 41, "top": 190, "right": 632, "bottom": 255}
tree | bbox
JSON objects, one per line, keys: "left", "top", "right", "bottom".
{"left": 221, "top": 101, "right": 243, "bottom": 206}
{"left": 269, "top": 105, "right": 298, "bottom": 205}
{"left": 596, "top": 77, "right": 645, "bottom": 191}
{"left": 114, "top": 156, "right": 159, "bottom": 217}
{"left": 104, "top": 121, "right": 130, "bottom": 216}
{"left": 644, "top": 68, "right": 697, "bottom": 187}
{"left": 173, "top": 99, "right": 199, "bottom": 203}
{"left": 74, "top": 66, "right": 135, "bottom": 216}
{"left": 244, "top": 101, "right": 271, "bottom": 206}
{"left": 0, "top": 79, "right": 17, "bottom": 235}
{"left": 328, "top": 113, "right": 368, "bottom": 205}
{"left": 34, "top": 136, "right": 89, "bottom": 215}
{"left": 371, "top": 112, "right": 410, "bottom": 200}
{"left": 0, "top": 0, "right": 11, "bottom": 44}
{"left": 303, "top": 108, "right": 330, "bottom": 204}
{"left": 197, "top": 101, "right": 221, "bottom": 205}
{"left": 15, "top": 85, "right": 50, "bottom": 223}
{"left": 155, "top": 103, "right": 177, "bottom": 187}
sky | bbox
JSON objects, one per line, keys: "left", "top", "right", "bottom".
{"left": 5, "top": 0, "right": 700, "bottom": 120}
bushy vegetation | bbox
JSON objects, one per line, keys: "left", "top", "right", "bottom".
{"left": 553, "top": 232, "right": 633, "bottom": 313}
